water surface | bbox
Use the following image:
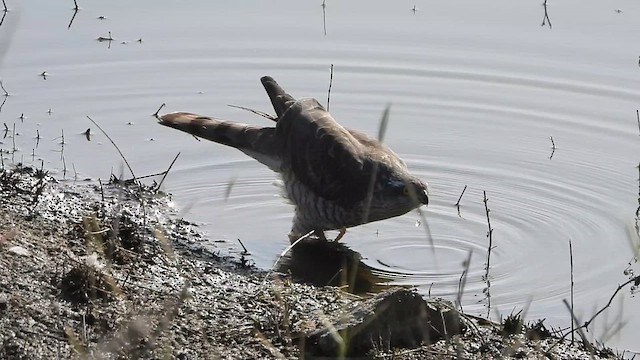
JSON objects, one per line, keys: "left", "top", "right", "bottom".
{"left": 1, "top": 0, "right": 639, "bottom": 353}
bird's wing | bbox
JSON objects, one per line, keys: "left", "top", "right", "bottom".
{"left": 347, "top": 128, "right": 408, "bottom": 170}
{"left": 261, "top": 76, "right": 296, "bottom": 119}
{"left": 276, "top": 98, "right": 373, "bottom": 209}
{"left": 159, "top": 112, "right": 281, "bottom": 170}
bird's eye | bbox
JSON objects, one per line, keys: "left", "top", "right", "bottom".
{"left": 402, "top": 186, "right": 409, "bottom": 195}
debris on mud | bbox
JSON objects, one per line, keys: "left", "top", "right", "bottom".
{"left": 0, "top": 165, "right": 625, "bottom": 359}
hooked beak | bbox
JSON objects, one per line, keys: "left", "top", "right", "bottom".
{"left": 419, "top": 188, "right": 429, "bottom": 206}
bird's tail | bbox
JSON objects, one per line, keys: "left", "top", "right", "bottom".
{"left": 261, "top": 76, "right": 295, "bottom": 118}
{"left": 159, "top": 112, "right": 281, "bottom": 170}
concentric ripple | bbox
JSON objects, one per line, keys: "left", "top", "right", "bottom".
{"left": 2, "top": 0, "right": 639, "bottom": 352}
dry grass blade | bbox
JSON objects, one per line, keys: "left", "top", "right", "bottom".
{"left": 327, "top": 64, "right": 334, "bottom": 111}
{"left": 415, "top": 206, "right": 434, "bottom": 251}
{"left": 456, "top": 250, "right": 472, "bottom": 310}
{"left": 224, "top": 174, "right": 237, "bottom": 202}
{"left": 377, "top": 104, "right": 391, "bottom": 142}
{"left": 561, "top": 299, "right": 594, "bottom": 357}
{"left": 626, "top": 220, "right": 639, "bottom": 259}
{"left": 261, "top": 230, "right": 314, "bottom": 287}
{"left": 255, "top": 330, "right": 286, "bottom": 359}
{"left": 362, "top": 105, "right": 391, "bottom": 223}
{"left": 86, "top": 116, "right": 137, "bottom": 181}
{"left": 228, "top": 104, "right": 276, "bottom": 121}
{"left": 155, "top": 152, "right": 180, "bottom": 191}
{"left": 64, "top": 326, "right": 87, "bottom": 356}
{"left": 321, "top": 0, "right": 327, "bottom": 36}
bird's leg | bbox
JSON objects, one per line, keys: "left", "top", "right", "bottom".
{"left": 313, "top": 230, "right": 328, "bottom": 242}
{"left": 334, "top": 227, "right": 347, "bottom": 242}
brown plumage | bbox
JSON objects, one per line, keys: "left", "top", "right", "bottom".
{"left": 159, "top": 76, "right": 429, "bottom": 242}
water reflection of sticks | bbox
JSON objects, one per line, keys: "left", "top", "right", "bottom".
{"left": 97, "top": 32, "right": 114, "bottom": 49}
{"left": 541, "top": 0, "right": 552, "bottom": 29}
{"left": 68, "top": 8, "right": 79, "bottom": 29}
{"left": 0, "top": 79, "right": 9, "bottom": 96}
{"left": 0, "top": 79, "right": 9, "bottom": 113}
{"left": 0, "top": 0, "right": 7, "bottom": 31}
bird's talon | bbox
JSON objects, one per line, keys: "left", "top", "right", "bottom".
{"left": 334, "top": 227, "right": 347, "bottom": 242}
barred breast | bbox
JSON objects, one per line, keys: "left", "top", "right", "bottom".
{"left": 282, "top": 173, "right": 362, "bottom": 236}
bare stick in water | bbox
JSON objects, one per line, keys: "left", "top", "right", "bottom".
{"left": 636, "top": 110, "right": 639, "bottom": 136}
{"left": 549, "top": 136, "right": 556, "bottom": 160}
{"left": 2, "top": 0, "right": 7, "bottom": 12}
{"left": 237, "top": 238, "right": 249, "bottom": 255}
{"left": 327, "top": 64, "right": 334, "bottom": 112}
{"left": 569, "top": 239, "right": 575, "bottom": 343}
{"left": 455, "top": 185, "right": 467, "bottom": 207}
{"left": 483, "top": 190, "right": 493, "bottom": 317}
{"left": 72, "top": 0, "right": 79, "bottom": 11}
{"left": 547, "top": 274, "right": 640, "bottom": 353}
{"left": 152, "top": 103, "right": 166, "bottom": 118}
{"left": 541, "top": 0, "right": 552, "bottom": 29}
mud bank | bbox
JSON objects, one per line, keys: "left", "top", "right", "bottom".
{"left": 0, "top": 165, "right": 624, "bottom": 359}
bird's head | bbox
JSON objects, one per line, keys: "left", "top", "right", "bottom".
{"left": 365, "top": 171, "right": 429, "bottom": 223}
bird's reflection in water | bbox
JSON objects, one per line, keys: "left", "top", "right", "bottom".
{"left": 276, "top": 237, "right": 394, "bottom": 294}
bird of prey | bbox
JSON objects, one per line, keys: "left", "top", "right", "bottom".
{"left": 158, "top": 76, "right": 429, "bottom": 242}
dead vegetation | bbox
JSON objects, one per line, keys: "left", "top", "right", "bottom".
{"left": 0, "top": 165, "right": 633, "bottom": 359}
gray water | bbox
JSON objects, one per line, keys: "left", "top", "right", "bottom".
{"left": 1, "top": 0, "right": 639, "bottom": 353}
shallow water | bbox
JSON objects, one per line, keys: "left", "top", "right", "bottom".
{"left": 1, "top": 0, "right": 639, "bottom": 353}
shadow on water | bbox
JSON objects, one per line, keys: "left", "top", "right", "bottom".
{"left": 276, "top": 237, "right": 395, "bottom": 295}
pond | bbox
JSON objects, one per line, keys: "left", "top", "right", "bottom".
{"left": 1, "top": 0, "right": 639, "bottom": 353}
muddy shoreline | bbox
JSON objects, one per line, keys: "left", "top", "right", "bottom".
{"left": 0, "top": 165, "right": 625, "bottom": 359}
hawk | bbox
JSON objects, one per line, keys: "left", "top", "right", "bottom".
{"left": 159, "top": 76, "right": 429, "bottom": 242}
